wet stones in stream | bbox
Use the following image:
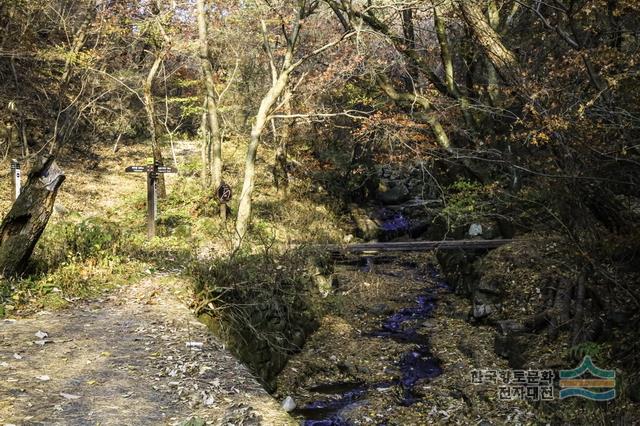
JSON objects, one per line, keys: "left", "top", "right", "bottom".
{"left": 281, "top": 260, "right": 449, "bottom": 425}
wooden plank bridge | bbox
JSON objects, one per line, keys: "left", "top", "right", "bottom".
{"left": 323, "top": 239, "right": 513, "bottom": 255}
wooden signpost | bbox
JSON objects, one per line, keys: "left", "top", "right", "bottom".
{"left": 216, "top": 181, "right": 232, "bottom": 221}
{"left": 125, "top": 162, "right": 177, "bottom": 238}
{"left": 10, "top": 159, "right": 21, "bottom": 200}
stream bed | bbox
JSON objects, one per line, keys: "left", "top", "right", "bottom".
{"left": 276, "top": 255, "right": 451, "bottom": 425}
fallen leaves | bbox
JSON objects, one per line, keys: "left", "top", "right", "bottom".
{"left": 60, "top": 393, "right": 81, "bottom": 400}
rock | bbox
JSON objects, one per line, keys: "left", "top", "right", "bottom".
{"left": 472, "top": 303, "right": 495, "bottom": 319}
{"left": 349, "top": 204, "right": 379, "bottom": 240}
{"left": 53, "top": 203, "right": 69, "bottom": 216}
{"left": 281, "top": 396, "right": 296, "bottom": 412}
{"left": 494, "top": 333, "right": 536, "bottom": 369}
{"left": 476, "top": 278, "right": 502, "bottom": 295}
{"left": 496, "top": 320, "right": 526, "bottom": 335}
{"left": 481, "top": 222, "right": 501, "bottom": 239}
{"left": 421, "top": 320, "right": 436, "bottom": 330}
{"left": 408, "top": 219, "right": 430, "bottom": 237}
{"left": 292, "top": 330, "right": 305, "bottom": 349}
{"left": 369, "top": 304, "right": 390, "bottom": 315}
{"left": 473, "top": 290, "right": 497, "bottom": 306}
{"left": 182, "top": 416, "right": 206, "bottom": 426}
{"left": 457, "top": 339, "right": 477, "bottom": 360}
{"left": 343, "top": 234, "right": 354, "bottom": 244}
{"left": 337, "top": 360, "right": 357, "bottom": 375}
{"left": 376, "top": 181, "right": 410, "bottom": 204}
{"left": 468, "top": 223, "right": 483, "bottom": 237}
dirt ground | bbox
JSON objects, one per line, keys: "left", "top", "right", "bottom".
{"left": 0, "top": 274, "right": 295, "bottom": 425}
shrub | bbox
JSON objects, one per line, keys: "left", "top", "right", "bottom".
{"left": 36, "top": 217, "right": 122, "bottom": 269}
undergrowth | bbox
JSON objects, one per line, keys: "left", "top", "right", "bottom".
{"left": 188, "top": 246, "right": 329, "bottom": 388}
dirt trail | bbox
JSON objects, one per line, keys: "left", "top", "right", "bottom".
{"left": 0, "top": 275, "right": 295, "bottom": 425}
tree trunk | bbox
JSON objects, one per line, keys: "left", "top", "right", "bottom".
{"left": 484, "top": 0, "right": 501, "bottom": 106}
{"left": 0, "top": 156, "right": 65, "bottom": 277}
{"left": 200, "top": 106, "right": 211, "bottom": 187}
{"left": 457, "top": 0, "right": 522, "bottom": 89}
{"left": 401, "top": 8, "right": 418, "bottom": 90}
{"left": 197, "top": 0, "right": 222, "bottom": 190}
{"left": 143, "top": 52, "right": 167, "bottom": 198}
{"left": 433, "top": 4, "right": 477, "bottom": 130}
{"left": 273, "top": 90, "right": 293, "bottom": 196}
{"left": 235, "top": 70, "right": 291, "bottom": 244}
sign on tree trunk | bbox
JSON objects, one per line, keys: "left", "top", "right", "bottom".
{"left": 0, "top": 156, "right": 65, "bottom": 277}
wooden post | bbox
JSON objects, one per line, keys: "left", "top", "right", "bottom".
{"left": 11, "top": 159, "right": 21, "bottom": 200}
{"left": 147, "top": 165, "right": 157, "bottom": 239}
{"left": 126, "top": 163, "right": 176, "bottom": 240}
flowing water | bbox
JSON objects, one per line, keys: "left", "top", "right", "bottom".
{"left": 292, "top": 263, "right": 450, "bottom": 425}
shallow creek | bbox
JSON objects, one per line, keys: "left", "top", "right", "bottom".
{"left": 276, "top": 256, "right": 451, "bottom": 425}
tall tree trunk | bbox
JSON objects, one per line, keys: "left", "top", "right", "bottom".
{"left": 457, "top": 0, "right": 522, "bottom": 89}
{"left": 235, "top": 70, "right": 291, "bottom": 243}
{"left": 234, "top": 4, "right": 347, "bottom": 244}
{"left": 433, "top": 4, "right": 477, "bottom": 130}
{"left": 0, "top": 156, "right": 65, "bottom": 277}
{"left": 200, "top": 104, "right": 211, "bottom": 187}
{"left": 273, "top": 89, "right": 293, "bottom": 196}
{"left": 401, "top": 8, "right": 418, "bottom": 90}
{"left": 143, "top": 52, "right": 167, "bottom": 198}
{"left": 484, "top": 0, "right": 501, "bottom": 106}
{"left": 197, "top": 0, "right": 222, "bottom": 190}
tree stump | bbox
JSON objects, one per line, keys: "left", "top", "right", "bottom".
{"left": 0, "top": 155, "right": 65, "bottom": 277}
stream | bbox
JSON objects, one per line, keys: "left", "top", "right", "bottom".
{"left": 290, "top": 261, "right": 450, "bottom": 425}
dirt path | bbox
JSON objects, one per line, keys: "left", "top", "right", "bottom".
{"left": 0, "top": 275, "right": 295, "bottom": 425}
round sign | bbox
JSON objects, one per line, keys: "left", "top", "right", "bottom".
{"left": 217, "top": 182, "right": 232, "bottom": 204}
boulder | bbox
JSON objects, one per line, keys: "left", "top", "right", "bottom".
{"left": 375, "top": 181, "right": 410, "bottom": 205}
{"left": 472, "top": 303, "right": 495, "bottom": 319}
{"left": 496, "top": 320, "right": 526, "bottom": 335}
{"left": 468, "top": 223, "right": 483, "bottom": 237}
{"left": 494, "top": 332, "right": 537, "bottom": 369}
{"left": 281, "top": 396, "right": 296, "bottom": 412}
{"left": 476, "top": 278, "right": 502, "bottom": 295}
{"left": 349, "top": 204, "right": 380, "bottom": 240}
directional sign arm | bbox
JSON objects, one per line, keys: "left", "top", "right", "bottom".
{"left": 125, "top": 166, "right": 148, "bottom": 173}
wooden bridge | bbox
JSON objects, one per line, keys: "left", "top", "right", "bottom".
{"left": 323, "top": 239, "right": 513, "bottom": 255}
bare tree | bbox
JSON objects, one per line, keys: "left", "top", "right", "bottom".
{"left": 234, "top": 0, "right": 353, "bottom": 244}
{"left": 197, "top": 0, "right": 223, "bottom": 190}
{"left": 142, "top": 0, "right": 173, "bottom": 198}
